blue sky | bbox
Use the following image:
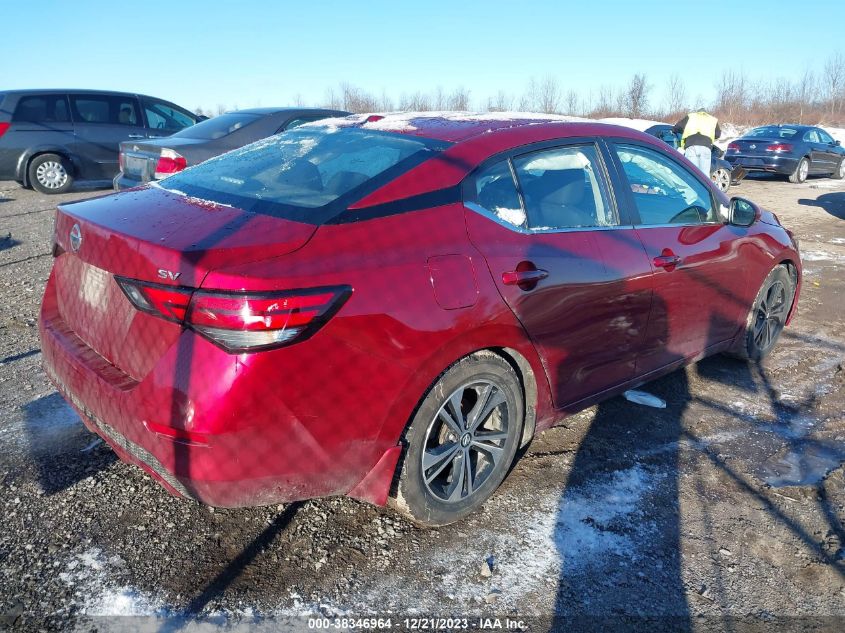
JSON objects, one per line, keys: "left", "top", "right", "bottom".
{"left": 2, "top": 0, "right": 843, "bottom": 113}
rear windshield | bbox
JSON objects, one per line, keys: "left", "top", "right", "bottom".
{"left": 746, "top": 126, "right": 798, "bottom": 139}
{"left": 158, "top": 126, "right": 450, "bottom": 223}
{"left": 171, "top": 112, "right": 261, "bottom": 140}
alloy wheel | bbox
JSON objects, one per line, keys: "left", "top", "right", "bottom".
{"left": 35, "top": 161, "right": 68, "bottom": 190}
{"left": 799, "top": 159, "right": 809, "bottom": 181}
{"left": 753, "top": 280, "right": 787, "bottom": 352}
{"left": 712, "top": 168, "right": 730, "bottom": 192}
{"left": 421, "top": 380, "right": 510, "bottom": 503}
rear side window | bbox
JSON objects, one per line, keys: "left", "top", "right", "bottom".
{"left": 471, "top": 160, "right": 526, "bottom": 228}
{"left": 284, "top": 116, "right": 329, "bottom": 131}
{"left": 614, "top": 144, "right": 716, "bottom": 225}
{"left": 804, "top": 130, "right": 821, "bottom": 143}
{"left": 158, "top": 126, "right": 450, "bottom": 223}
{"left": 70, "top": 95, "right": 140, "bottom": 126}
{"left": 513, "top": 145, "right": 616, "bottom": 230}
{"left": 12, "top": 94, "right": 70, "bottom": 123}
{"left": 171, "top": 112, "right": 260, "bottom": 140}
{"left": 141, "top": 98, "right": 195, "bottom": 131}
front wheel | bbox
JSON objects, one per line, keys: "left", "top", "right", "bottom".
{"left": 788, "top": 157, "right": 809, "bottom": 184}
{"left": 731, "top": 265, "right": 795, "bottom": 361}
{"left": 711, "top": 167, "right": 731, "bottom": 192}
{"left": 28, "top": 153, "right": 73, "bottom": 194}
{"left": 391, "top": 352, "right": 524, "bottom": 527}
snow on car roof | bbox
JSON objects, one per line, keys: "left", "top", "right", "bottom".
{"left": 303, "top": 111, "right": 592, "bottom": 142}
{"left": 599, "top": 117, "right": 668, "bottom": 132}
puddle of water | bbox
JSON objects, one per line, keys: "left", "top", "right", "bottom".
{"left": 759, "top": 441, "right": 845, "bottom": 487}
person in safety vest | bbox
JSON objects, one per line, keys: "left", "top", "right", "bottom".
{"left": 673, "top": 110, "right": 721, "bottom": 175}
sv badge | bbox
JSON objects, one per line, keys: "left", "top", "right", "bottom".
{"left": 157, "top": 269, "right": 182, "bottom": 281}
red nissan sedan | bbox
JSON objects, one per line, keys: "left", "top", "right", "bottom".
{"left": 39, "top": 113, "right": 801, "bottom": 526}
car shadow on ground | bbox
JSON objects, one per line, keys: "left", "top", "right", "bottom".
{"left": 798, "top": 192, "right": 845, "bottom": 220}
{"left": 21, "top": 392, "right": 115, "bottom": 495}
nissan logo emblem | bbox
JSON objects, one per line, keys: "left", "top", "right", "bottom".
{"left": 69, "top": 224, "right": 82, "bottom": 252}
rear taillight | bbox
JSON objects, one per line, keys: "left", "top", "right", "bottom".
{"left": 118, "top": 150, "right": 125, "bottom": 172}
{"left": 0, "top": 122, "right": 10, "bottom": 139}
{"left": 154, "top": 148, "right": 187, "bottom": 179}
{"left": 766, "top": 143, "right": 793, "bottom": 152}
{"left": 115, "top": 277, "right": 351, "bottom": 352}
{"left": 727, "top": 142, "right": 740, "bottom": 152}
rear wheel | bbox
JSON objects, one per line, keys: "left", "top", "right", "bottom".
{"left": 711, "top": 167, "right": 731, "bottom": 192}
{"left": 731, "top": 265, "right": 794, "bottom": 361}
{"left": 788, "top": 157, "right": 809, "bottom": 184}
{"left": 391, "top": 352, "right": 524, "bottom": 527}
{"left": 832, "top": 158, "right": 845, "bottom": 180}
{"left": 28, "top": 153, "right": 73, "bottom": 194}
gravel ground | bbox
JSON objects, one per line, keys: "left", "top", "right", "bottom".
{"left": 1, "top": 175, "right": 844, "bottom": 632}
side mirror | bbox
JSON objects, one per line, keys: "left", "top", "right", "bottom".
{"left": 729, "top": 197, "right": 759, "bottom": 227}
{"left": 835, "top": 140, "right": 841, "bottom": 147}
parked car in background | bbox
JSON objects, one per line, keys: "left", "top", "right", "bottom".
{"left": 114, "top": 107, "right": 350, "bottom": 190}
{"left": 0, "top": 89, "right": 200, "bottom": 194}
{"left": 643, "top": 123, "right": 744, "bottom": 192}
{"left": 725, "top": 124, "right": 845, "bottom": 183}
{"left": 41, "top": 114, "right": 801, "bottom": 526}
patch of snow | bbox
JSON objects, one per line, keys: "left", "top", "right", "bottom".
{"left": 802, "top": 250, "right": 843, "bottom": 262}
{"left": 599, "top": 117, "right": 666, "bottom": 132}
{"left": 495, "top": 206, "right": 527, "bottom": 226}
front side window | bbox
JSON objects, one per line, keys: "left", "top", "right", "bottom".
{"left": 141, "top": 98, "right": 195, "bottom": 131}
{"left": 816, "top": 129, "right": 835, "bottom": 144}
{"left": 513, "top": 145, "right": 616, "bottom": 230}
{"left": 70, "top": 95, "right": 140, "bottom": 126}
{"left": 12, "top": 95, "right": 70, "bottom": 123}
{"left": 158, "top": 126, "right": 450, "bottom": 222}
{"left": 614, "top": 144, "right": 716, "bottom": 225}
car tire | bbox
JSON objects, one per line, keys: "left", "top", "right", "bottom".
{"left": 711, "top": 167, "right": 731, "bottom": 193}
{"left": 729, "top": 265, "right": 795, "bottom": 362}
{"left": 788, "top": 157, "right": 809, "bottom": 184}
{"left": 390, "top": 351, "right": 524, "bottom": 527}
{"left": 28, "top": 153, "right": 73, "bottom": 194}
{"left": 832, "top": 158, "right": 845, "bottom": 180}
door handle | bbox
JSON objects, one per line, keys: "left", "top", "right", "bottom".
{"left": 502, "top": 269, "right": 549, "bottom": 286}
{"left": 653, "top": 253, "right": 682, "bottom": 270}
{"left": 127, "top": 134, "right": 145, "bottom": 139}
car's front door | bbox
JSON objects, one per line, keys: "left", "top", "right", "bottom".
{"left": 815, "top": 128, "right": 841, "bottom": 174}
{"left": 803, "top": 129, "right": 830, "bottom": 174}
{"left": 69, "top": 94, "right": 146, "bottom": 180}
{"left": 606, "top": 140, "right": 751, "bottom": 375}
{"left": 464, "top": 142, "right": 653, "bottom": 410}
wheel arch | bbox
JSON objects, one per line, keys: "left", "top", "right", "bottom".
{"left": 778, "top": 258, "right": 800, "bottom": 325}
{"left": 17, "top": 147, "right": 80, "bottom": 187}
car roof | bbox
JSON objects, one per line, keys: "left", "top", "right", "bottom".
{"left": 230, "top": 107, "right": 350, "bottom": 116}
{"left": 0, "top": 88, "right": 181, "bottom": 102}
{"left": 306, "top": 111, "right": 600, "bottom": 143}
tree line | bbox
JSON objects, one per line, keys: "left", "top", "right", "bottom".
{"left": 197, "top": 51, "right": 845, "bottom": 127}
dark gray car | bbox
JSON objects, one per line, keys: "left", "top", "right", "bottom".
{"left": 113, "top": 107, "right": 350, "bottom": 190}
{"left": 0, "top": 89, "right": 200, "bottom": 193}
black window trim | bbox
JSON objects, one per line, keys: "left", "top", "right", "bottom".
{"left": 462, "top": 136, "right": 629, "bottom": 235}
{"left": 601, "top": 137, "right": 725, "bottom": 229}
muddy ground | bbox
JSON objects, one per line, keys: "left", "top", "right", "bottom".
{"left": 0, "top": 174, "right": 844, "bottom": 632}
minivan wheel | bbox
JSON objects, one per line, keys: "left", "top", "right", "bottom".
{"left": 788, "top": 157, "right": 809, "bottom": 184}
{"left": 29, "top": 154, "right": 73, "bottom": 194}
{"left": 730, "top": 265, "right": 794, "bottom": 361}
{"left": 391, "top": 352, "right": 524, "bottom": 527}
{"left": 711, "top": 167, "right": 731, "bottom": 192}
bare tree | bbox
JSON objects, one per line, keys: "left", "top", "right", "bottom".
{"left": 324, "top": 88, "right": 341, "bottom": 110}
{"left": 795, "top": 69, "right": 817, "bottom": 123}
{"left": 293, "top": 93, "right": 305, "bottom": 107}
{"left": 215, "top": 104, "right": 227, "bottom": 116}
{"left": 592, "top": 85, "right": 616, "bottom": 117}
{"left": 714, "top": 70, "right": 748, "bottom": 121}
{"left": 563, "top": 89, "right": 580, "bottom": 116}
{"left": 537, "top": 76, "right": 561, "bottom": 114}
{"left": 486, "top": 90, "right": 513, "bottom": 112}
{"left": 823, "top": 51, "right": 844, "bottom": 115}
{"left": 665, "top": 73, "right": 687, "bottom": 117}
{"left": 621, "top": 73, "right": 650, "bottom": 118}
{"left": 447, "top": 87, "right": 471, "bottom": 110}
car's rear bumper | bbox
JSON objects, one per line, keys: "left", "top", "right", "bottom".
{"left": 726, "top": 154, "right": 799, "bottom": 175}
{"left": 38, "top": 272, "right": 395, "bottom": 507}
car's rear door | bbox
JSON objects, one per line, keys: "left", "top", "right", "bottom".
{"left": 605, "top": 139, "right": 751, "bottom": 375}
{"left": 69, "top": 94, "right": 146, "bottom": 180}
{"left": 0, "top": 93, "right": 74, "bottom": 179}
{"left": 464, "top": 140, "right": 653, "bottom": 410}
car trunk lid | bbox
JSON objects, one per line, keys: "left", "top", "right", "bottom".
{"left": 51, "top": 186, "right": 318, "bottom": 378}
